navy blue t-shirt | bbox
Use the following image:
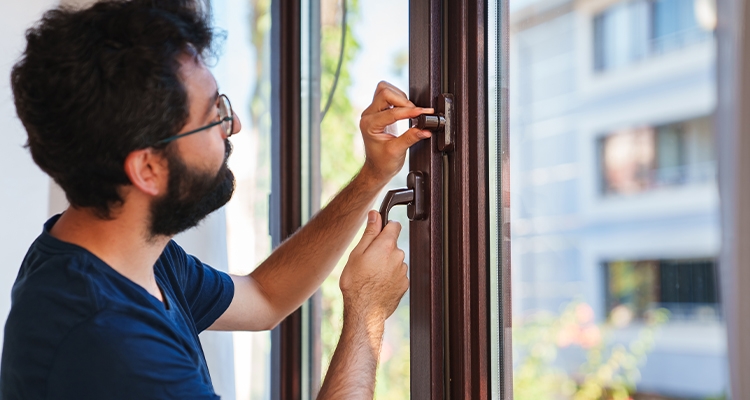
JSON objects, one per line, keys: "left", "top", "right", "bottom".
{"left": 0, "top": 215, "right": 235, "bottom": 399}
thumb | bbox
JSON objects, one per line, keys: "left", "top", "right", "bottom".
{"left": 351, "top": 210, "right": 382, "bottom": 255}
{"left": 394, "top": 127, "right": 431, "bottom": 153}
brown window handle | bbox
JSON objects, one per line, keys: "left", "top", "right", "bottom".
{"left": 378, "top": 171, "right": 427, "bottom": 230}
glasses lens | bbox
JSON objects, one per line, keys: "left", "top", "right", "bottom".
{"left": 219, "top": 95, "right": 233, "bottom": 136}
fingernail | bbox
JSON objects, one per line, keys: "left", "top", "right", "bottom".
{"left": 368, "top": 211, "right": 376, "bottom": 223}
{"left": 419, "top": 130, "right": 432, "bottom": 139}
{"left": 422, "top": 108, "right": 435, "bottom": 113}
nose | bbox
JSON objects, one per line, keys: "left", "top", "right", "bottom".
{"left": 231, "top": 112, "right": 242, "bottom": 136}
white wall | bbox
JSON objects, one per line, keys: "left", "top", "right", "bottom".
{"left": 0, "top": 0, "right": 58, "bottom": 357}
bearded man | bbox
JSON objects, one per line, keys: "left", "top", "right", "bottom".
{"left": 0, "top": 1, "right": 433, "bottom": 398}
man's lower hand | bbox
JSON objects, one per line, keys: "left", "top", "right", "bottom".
{"left": 340, "top": 210, "right": 409, "bottom": 324}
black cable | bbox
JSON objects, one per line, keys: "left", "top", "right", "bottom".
{"left": 320, "top": 0, "right": 347, "bottom": 122}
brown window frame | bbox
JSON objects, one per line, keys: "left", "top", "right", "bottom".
{"left": 409, "top": 0, "right": 512, "bottom": 398}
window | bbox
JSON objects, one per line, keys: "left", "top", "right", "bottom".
{"left": 594, "top": 0, "right": 712, "bottom": 71}
{"left": 594, "top": 1, "right": 650, "bottom": 71}
{"left": 651, "top": 0, "right": 706, "bottom": 54}
{"left": 266, "top": 0, "right": 750, "bottom": 398}
{"left": 509, "top": 0, "right": 726, "bottom": 397}
{"left": 599, "top": 116, "right": 715, "bottom": 195}
{"left": 605, "top": 258, "right": 720, "bottom": 321}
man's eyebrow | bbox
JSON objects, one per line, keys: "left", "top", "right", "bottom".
{"left": 203, "top": 91, "right": 219, "bottom": 121}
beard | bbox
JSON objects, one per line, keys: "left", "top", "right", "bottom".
{"left": 148, "top": 139, "right": 235, "bottom": 239}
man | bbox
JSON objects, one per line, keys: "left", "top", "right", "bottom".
{"left": 0, "top": 0, "right": 433, "bottom": 399}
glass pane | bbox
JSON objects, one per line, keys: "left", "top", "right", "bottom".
{"left": 225, "top": 0, "right": 273, "bottom": 398}
{"left": 318, "top": 0, "right": 411, "bottom": 398}
{"left": 489, "top": 0, "right": 728, "bottom": 398}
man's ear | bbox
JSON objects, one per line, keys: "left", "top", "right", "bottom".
{"left": 124, "top": 148, "right": 168, "bottom": 197}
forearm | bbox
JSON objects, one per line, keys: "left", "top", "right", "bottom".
{"left": 249, "top": 166, "right": 386, "bottom": 320}
{"left": 317, "top": 311, "right": 384, "bottom": 399}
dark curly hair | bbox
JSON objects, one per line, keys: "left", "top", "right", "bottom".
{"left": 11, "top": 0, "right": 219, "bottom": 218}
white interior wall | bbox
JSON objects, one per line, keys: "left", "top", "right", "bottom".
{"left": 0, "top": 0, "right": 59, "bottom": 361}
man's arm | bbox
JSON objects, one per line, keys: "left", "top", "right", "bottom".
{"left": 208, "top": 81, "right": 432, "bottom": 331}
{"left": 317, "top": 211, "right": 409, "bottom": 399}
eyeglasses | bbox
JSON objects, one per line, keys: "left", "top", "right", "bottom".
{"left": 154, "top": 94, "right": 234, "bottom": 146}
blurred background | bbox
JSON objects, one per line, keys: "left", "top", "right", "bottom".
{"left": 506, "top": 0, "right": 727, "bottom": 398}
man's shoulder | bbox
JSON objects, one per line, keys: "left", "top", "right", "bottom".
{"left": 8, "top": 238, "right": 101, "bottom": 332}
{"left": 12, "top": 236, "right": 113, "bottom": 316}
{"left": 3, "top": 237, "right": 175, "bottom": 365}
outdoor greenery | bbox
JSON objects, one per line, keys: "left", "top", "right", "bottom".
{"left": 317, "top": 0, "right": 363, "bottom": 379}
{"left": 317, "top": 1, "right": 412, "bottom": 398}
{"left": 514, "top": 302, "right": 669, "bottom": 400}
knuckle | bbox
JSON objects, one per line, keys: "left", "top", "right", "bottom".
{"left": 383, "top": 239, "right": 396, "bottom": 252}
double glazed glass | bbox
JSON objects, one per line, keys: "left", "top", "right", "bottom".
{"left": 490, "top": 0, "right": 727, "bottom": 398}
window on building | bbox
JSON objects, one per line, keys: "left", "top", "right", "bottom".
{"left": 605, "top": 258, "right": 720, "bottom": 321}
{"left": 593, "top": 0, "right": 712, "bottom": 71}
{"left": 594, "top": 1, "right": 649, "bottom": 71}
{"left": 600, "top": 116, "right": 715, "bottom": 195}
{"left": 651, "top": 0, "right": 705, "bottom": 54}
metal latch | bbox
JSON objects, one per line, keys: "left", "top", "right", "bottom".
{"left": 378, "top": 171, "right": 427, "bottom": 229}
{"left": 410, "top": 93, "right": 454, "bottom": 152}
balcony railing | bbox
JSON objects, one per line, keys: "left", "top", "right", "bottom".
{"left": 650, "top": 26, "right": 713, "bottom": 56}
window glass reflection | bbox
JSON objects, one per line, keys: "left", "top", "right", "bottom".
{"left": 505, "top": 0, "right": 726, "bottom": 397}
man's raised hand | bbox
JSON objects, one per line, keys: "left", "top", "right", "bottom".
{"left": 359, "top": 81, "right": 434, "bottom": 183}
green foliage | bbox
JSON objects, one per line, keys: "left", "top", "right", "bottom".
{"left": 319, "top": 0, "right": 363, "bottom": 202}
{"left": 607, "top": 261, "right": 658, "bottom": 318}
{"left": 514, "top": 302, "right": 670, "bottom": 400}
{"left": 318, "top": 2, "right": 411, "bottom": 398}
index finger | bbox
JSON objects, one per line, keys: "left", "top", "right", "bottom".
{"left": 367, "top": 106, "right": 435, "bottom": 131}
{"left": 368, "top": 87, "right": 415, "bottom": 113}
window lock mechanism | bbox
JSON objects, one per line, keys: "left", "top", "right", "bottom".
{"left": 410, "top": 93, "right": 454, "bottom": 152}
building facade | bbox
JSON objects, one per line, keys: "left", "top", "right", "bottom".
{"left": 509, "top": 0, "right": 726, "bottom": 397}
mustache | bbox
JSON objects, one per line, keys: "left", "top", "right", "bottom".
{"left": 224, "top": 139, "right": 233, "bottom": 164}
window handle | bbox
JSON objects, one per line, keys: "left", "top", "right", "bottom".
{"left": 378, "top": 171, "right": 427, "bottom": 230}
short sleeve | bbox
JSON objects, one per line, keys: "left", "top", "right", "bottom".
{"left": 163, "top": 241, "right": 235, "bottom": 332}
{"left": 47, "top": 312, "right": 220, "bottom": 400}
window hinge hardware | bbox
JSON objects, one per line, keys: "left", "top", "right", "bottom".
{"left": 378, "top": 171, "right": 427, "bottom": 229}
{"left": 411, "top": 93, "right": 455, "bottom": 152}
